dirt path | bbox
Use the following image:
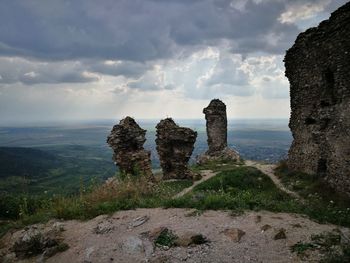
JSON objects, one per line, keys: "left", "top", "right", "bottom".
{"left": 2, "top": 208, "right": 348, "bottom": 263}
{"left": 245, "top": 160, "right": 303, "bottom": 200}
{"left": 176, "top": 162, "right": 302, "bottom": 201}
{"left": 174, "top": 170, "right": 218, "bottom": 198}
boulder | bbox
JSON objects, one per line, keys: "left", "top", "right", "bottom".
{"left": 11, "top": 225, "right": 68, "bottom": 259}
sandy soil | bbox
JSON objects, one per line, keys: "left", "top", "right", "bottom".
{"left": 2, "top": 208, "right": 349, "bottom": 263}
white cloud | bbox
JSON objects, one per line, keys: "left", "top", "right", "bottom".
{"left": 279, "top": 0, "right": 331, "bottom": 24}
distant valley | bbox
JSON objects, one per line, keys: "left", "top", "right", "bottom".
{"left": 0, "top": 119, "right": 292, "bottom": 195}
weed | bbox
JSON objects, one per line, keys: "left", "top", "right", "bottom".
{"left": 275, "top": 160, "right": 350, "bottom": 226}
{"left": 291, "top": 242, "right": 318, "bottom": 255}
{"left": 2, "top": 162, "right": 350, "bottom": 241}
{"left": 56, "top": 242, "right": 69, "bottom": 252}
{"left": 154, "top": 228, "right": 177, "bottom": 247}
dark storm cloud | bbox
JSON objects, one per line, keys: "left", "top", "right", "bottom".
{"left": 0, "top": 0, "right": 304, "bottom": 62}
{"left": 0, "top": 57, "right": 98, "bottom": 85}
{"left": 0, "top": 0, "right": 347, "bottom": 88}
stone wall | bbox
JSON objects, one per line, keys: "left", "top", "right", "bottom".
{"left": 285, "top": 3, "right": 350, "bottom": 196}
{"left": 156, "top": 118, "right": 197, "bottom": 179}
{"left": 107, "top": 117, "right": 153, "bottom": 179}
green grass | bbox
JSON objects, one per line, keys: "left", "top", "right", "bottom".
{"left": 190, "top": 159, "right": 244, "bottom": 173}
{"left": 275, "top": 161, "right": 350, "bottom": 226}
{"left": 0, "top": 175, "right": 193, "bottom": 237}
{"left": 164, "top": 166, "right": 301, "bottom": 213}
{"left": 1, "top": 161, "right": 350, "bottom": 239}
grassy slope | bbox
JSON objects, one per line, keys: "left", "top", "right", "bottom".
{"left": 1, "top": 161, "right": 350, "bottom": 239}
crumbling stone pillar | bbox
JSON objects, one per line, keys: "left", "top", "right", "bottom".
{"left": 107, "top": 117, "right": 153, "bottom": 179}
{"left": 156, "top": 118, "right": 197, "bottom": 179}
{"left": 204, "top": 99, "right": 228, "bottom": 154}
{"left": 285, "top": 2, "right": 350, "bottom": 196}
{"left": 197, "top": 99, "right": 240, "bottom": 164}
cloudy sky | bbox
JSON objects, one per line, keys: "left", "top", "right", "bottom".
{"left": 0, "top": 0, "right": 347, "bottom": 124}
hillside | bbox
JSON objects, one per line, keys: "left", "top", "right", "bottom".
{"left": 0, "top": 147, "right": 116, "bottom": 195}
{"left": 0, "top": 147, "right": 59, "bottom": 179}
{"left": 0, "top": 161, "right": 349, "bottom": 262}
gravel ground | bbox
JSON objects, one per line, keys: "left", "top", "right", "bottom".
{"left": 2, "top": 208, "right": 348, "bottom": 263}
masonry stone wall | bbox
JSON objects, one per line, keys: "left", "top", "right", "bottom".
{"left": 285, "top": 2, "right": 350, "bottom": 196}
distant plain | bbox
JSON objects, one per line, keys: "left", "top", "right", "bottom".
{"left": 0, "top": 119, "right": 292, "bottom": 195}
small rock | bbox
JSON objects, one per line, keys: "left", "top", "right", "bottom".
{"left": 291, "top": 223, "right": 302, "bottom": 228}
{"left": 174, "top": 232, "right": 208, "bottom": 247}
{"left": 93, "top": 221, "right": 115, "bottom": 234}
{"left": 52, "top": 222, "right": 65, "bottom": 232}
{"left": 175, "top": 233, "right": 193, "bottom": 247}
{"left": 141, "top": 238, "right": 155, "bottom": 258}
{"left": 162, "top": 245, "right": 170, "bottom": 251}
{"left": 122, "top": 236, "right": 144, "bottom": 254}
{"left": 130, "top": 215, "right": 150, "bottom": 228}
{"left": 85, "top": 247, "right": 95, "bottom": 261}
{"left": 223, "top": 228, "right": 245, "bottom": 242}
{"left": 261, "top": 224, "right": 272, "bottom": 232}
{"left": 274, "top": 228, "right": 287, "bottom": 240}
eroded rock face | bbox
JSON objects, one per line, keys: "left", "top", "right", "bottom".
{"left": 156, "top": 118, "right": 197, "bottom": 179}
{"left": 197, "top": 99, "right": 239, "bottom": 164}
{"left": 107, "top": 117, "right": 153, "bottom": 179}
{"left": 285, "top": 3, "right": 350, "bottom": 196}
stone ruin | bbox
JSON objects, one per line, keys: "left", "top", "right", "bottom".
{"left": 107, "top": 116, "right": 153, "bottom": 179}
{"left": 284, "top": 2, "right": 350, "bottom": 196}
{"left": 197, "top": 99, "right": 240, "bottom": 164}
{"left": 155, "top": 118, "right": 197, "bottom": 179}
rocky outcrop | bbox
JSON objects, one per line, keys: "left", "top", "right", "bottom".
{"left": 285, "top": 3, "right": 350, "bottom": 196}
{"left": 155, "top": 118, "right": 197, "bottom": 179}
{"left": 197, "top": 99, "right": 240, "bottom": 164}
{"left": 107, "top": 117, "right": 153, "bottom": 179}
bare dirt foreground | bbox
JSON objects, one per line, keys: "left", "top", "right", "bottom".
{"left": 1, "top": 208, "right": 349, "bottom": 263}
